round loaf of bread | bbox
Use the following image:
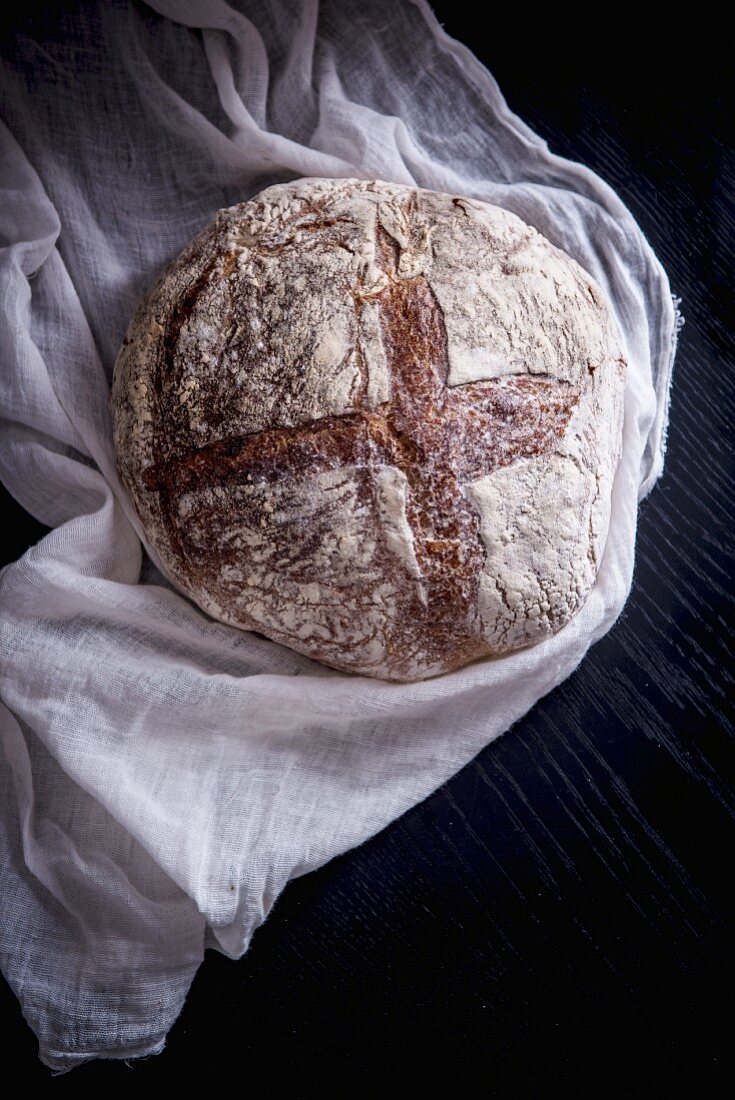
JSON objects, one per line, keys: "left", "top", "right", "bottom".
{"left": 112, "top": 177, "right": 627, "bottom": 681}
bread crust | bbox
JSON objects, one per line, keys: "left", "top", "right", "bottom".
{"left": 112, "top": 178, "right": 626, "bottom": 680}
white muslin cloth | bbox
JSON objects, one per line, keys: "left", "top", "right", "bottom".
{"left": 0, "top": 0, "right": 677, "bottom": 1071}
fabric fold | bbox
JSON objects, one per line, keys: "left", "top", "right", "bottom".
{"left": 0, "top": 0, "right": 676, "bottom": 1069}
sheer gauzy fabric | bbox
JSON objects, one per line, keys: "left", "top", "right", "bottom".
{"left": 0, "top": 0, "right": 676, "bottom": 1071}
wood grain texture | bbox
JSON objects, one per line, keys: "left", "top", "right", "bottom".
{"left": 0, "top": 6, "right": 732, "bottom": 1092}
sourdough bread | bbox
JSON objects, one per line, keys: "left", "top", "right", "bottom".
{"left": 112, "top": 178, "right": 627, "bottom": 680}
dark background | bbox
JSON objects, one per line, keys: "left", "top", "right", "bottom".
{"left": 1, "top": 6, "right": 732, "bottom": 1093}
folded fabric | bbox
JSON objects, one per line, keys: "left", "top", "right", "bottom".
{"left": 0, "top": 0, "right": 677, "bottom": 1071}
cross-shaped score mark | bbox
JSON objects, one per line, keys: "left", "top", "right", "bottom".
{"left": 148, "top": 216, "right": 580, "bottom": 672}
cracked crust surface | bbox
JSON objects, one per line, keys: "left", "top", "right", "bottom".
{"left": 112, "top": 177, "right": 627, "bottom": 681}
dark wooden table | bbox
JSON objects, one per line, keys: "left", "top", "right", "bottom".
{"left": 1, "top": 9, "right": 731, "bottom": 1092}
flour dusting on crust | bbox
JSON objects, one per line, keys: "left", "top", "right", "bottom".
{"left": 112, "top": 177, "right": 626, "bottom": 681}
